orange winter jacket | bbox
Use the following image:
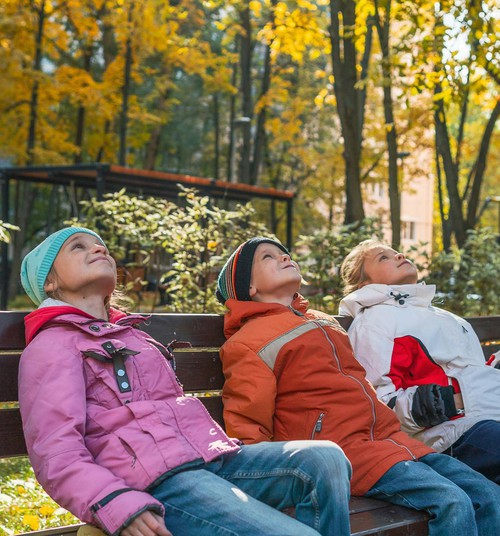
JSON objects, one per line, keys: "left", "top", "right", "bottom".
{"left": 220, "top": 294, "right": 433, "bottom": 495}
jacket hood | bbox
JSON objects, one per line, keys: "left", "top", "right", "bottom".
{"left": 223, "top": 293, "right": 308, "bottom": 339}
{"left": 24, "top": 299, "right": 128, "bottom": 344}
{"left": 339, "top": 283, "right": 435, "bottom": 318}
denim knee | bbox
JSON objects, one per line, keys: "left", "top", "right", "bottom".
{"left": 441, "top": 485, "right": 475, "bottom": 520}
{"left": 284, "top": 440, "right": 352, "bottom": 480}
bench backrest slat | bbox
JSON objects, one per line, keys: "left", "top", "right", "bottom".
{"left": 0, "top": 354, "right": 22, "bottom": 402}
{"left": 0, "top": 311, "right": 25, "bottom": 348}
{"left": 142, "top": 314, "right": 226, "bottom": 347}
{"left": 0, "top": 408, "right": 27, "bottom": 456}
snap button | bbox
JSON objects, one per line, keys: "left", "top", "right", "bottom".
{"left": 102, "top": 323, "right": 113, "bottom": 328}
{"left": 399, "top": 299, "right": 405, "bottom": 305}
{"left": 117, "top": 369, "right": 125, "bottom": 377}
{"left": 121, "top": 382, "right": 129, "bottom": 390}
{"left": 103, "top": 342, "right": 113, "bottom": 350}
{"left": 89, "top": 325, "right": 100, "bottom": 332}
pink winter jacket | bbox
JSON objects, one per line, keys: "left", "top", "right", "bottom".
{"left": 19, "top": 306, "right": 240, "bottom": 535}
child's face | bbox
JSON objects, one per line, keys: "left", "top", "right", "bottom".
{"left": 44, "top": 233, "right": 117, "bottom": 300}
{"left": 361, "top": 245, "right": 418, "bottom": 286}
{"left": 249, "top": 243, "right": 301, "bottom": 303}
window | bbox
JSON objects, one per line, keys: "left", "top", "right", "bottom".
{"left": 402, "top": 221, "right": 416, "bottom": 240}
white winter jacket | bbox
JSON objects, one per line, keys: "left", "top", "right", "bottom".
{"left": 339, "top": 283, "right": 500, "bottom": 452}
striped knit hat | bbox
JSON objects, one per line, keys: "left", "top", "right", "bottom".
{"left": 216, "top": 237, "right": 290, "bottom": 304}
{"left": 20, "top": 227, "right": 105, "bottom": 305}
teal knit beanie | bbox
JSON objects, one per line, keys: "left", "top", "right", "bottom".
{"left": 20, "top": 227, "right": 105, "bottom": 305}
{"left": 216, "top": 237, "right": 290, "bottom": 304}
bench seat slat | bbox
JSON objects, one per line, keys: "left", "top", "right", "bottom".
{"left": 18, "top": 526, "right": 81, "bottom": 536}
{"left": 15, "top": 496, "right": 430, "bottom": 536}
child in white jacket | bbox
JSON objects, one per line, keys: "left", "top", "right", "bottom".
{"left": 339, "top": 238, "right": 500, "bottom": 484}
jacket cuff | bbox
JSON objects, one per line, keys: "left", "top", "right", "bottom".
{"left": 92, "top": 489, "right": 164, "bottom": 535}
{"left": 439, "top": 385, "right": 459, "bottom": 418}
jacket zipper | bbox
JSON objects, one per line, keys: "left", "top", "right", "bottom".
{"left": 288, "top": 305, "right": 304, "bottom": 316}
{"left": 316, "top": 322, "right": 377, "bottom": 441}
{"left": 311, "top": 412, "right": 325, "bottom": 439}
{"left": 316, "top": 321, "right": 419, "bottom": 459}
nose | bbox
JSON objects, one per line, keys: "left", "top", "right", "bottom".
{"left": 93, "top": 243, "right": 107, "bottom": 253}
{"left": 281, "top": 253, "right": 291, "bottom": 262}
{"left": 395, "top": 252, "right": 405, "bottom": 260}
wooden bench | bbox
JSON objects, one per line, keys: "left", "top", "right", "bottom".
{"left": 1, "top": 310, "right": 499, "bottom": 536}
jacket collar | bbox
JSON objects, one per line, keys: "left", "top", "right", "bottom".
{"left": 223, "top": 293, "right": 308, "bottom": 338}
{"left": 339, "top": 283, "right": 435, "bottom": 318}
{"left": 24, "top": 302, "right": 144, "bottom": 344}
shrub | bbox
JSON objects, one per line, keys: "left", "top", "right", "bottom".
{"left": 295, "top": 219, "right": 383, "bottom": 314}
{"left": 423, "top": 228, "right": 500, "bottom": 316}
{"left": 0, "top": 222, "right": 19, "bottom": 244}
{"left": 295, "top": 223, "right": 499, "bottom": 317}
{"left": 71, "top": 187, "right": 272, "bottom": 313}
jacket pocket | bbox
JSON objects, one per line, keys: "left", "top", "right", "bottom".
{"left": 310, "top": 411, "right": 326, "bottom": 440}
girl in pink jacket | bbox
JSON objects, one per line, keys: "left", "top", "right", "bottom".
{"left": 19, "top": 227, "right": 351, "bottom": 536}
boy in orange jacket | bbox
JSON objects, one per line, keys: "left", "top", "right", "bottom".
{"left": 217, "top": 237, "right": 500, "bottom": 536}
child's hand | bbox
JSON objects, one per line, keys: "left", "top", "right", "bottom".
{"left": 486, "top": 350, "right": 500, "bottom": 369}
{"left": 121, "top": 511, "right": 172, "bottom": 536}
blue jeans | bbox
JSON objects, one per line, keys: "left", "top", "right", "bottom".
{"left": 365, "top": 453, "right": 500, "bottom": 536}
{"left": 445, "top": 419, "right": 500, "bottom": 484}
{"left": 150, "top": 440, "right": 351, "bottom": 536}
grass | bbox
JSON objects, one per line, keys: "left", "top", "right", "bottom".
{"left": 0, "top": 457, "right": 78, "bottom": 535}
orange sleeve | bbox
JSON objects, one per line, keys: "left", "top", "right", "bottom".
{"left": 220, "top": 340, "right": 277, "bottom": 444}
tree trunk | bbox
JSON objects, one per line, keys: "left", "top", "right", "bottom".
{"left": 213, "top": 93, "right": 220, "bottom": 180}
{"left": 465, "top": 98, "right": 500, "bottom": 229}
{"left": 435, "top": 142, "right": 451, "bottom": 251}
{"left": 238, "top": 4, "right": 252, "bottom": 184}
{"left": 96, "top": 5, "right": 117, "bottom": 163}
{"left": 250, "top": 41, "right": 271, "bottom": 185}
{"left": 227, "top": 43, "right": 239, "bottom": 182}
{"left": 26, "top": 0, "right": 46, "bottom": 165}
{"left": 250, "top": 0, "right": 276, "bottom": 185}
{"left": 74, "top": 48, "right": 93, "bottom": 164}
{"left": 358, "top": 15, "right": 374, "bottom": 147}
{"left": 119, "top": 2, "right": 135, "bottom": 166}
{"left": 434, "top": 89, "right": 467, "bottom": 247}
{"left": 374, "top": 0, "right": 400, "bottom": 248}
{"left": 329, "top": 0, "right": 365, "bottom": 224}
{"left": 144, "top": 88, "right": 169, "bottom": 170}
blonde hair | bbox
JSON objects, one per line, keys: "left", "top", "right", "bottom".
{"left": 340, "top": 238, "right": 386, "bottom": 295}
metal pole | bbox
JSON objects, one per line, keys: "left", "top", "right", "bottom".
{"left": 1, "top": 172, "right": 9, "bottom": 309}
{"left": 286, "top": 198, "right": 293, "bottom": 251}
{"left": 96, "top": 165, "right": 105, "bottom": 200}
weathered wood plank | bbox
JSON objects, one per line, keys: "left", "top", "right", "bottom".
{"left": 0, "top": 408, "right": 27, "bottom": 457}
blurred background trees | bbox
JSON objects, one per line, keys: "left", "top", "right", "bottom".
{"left": 0, "top": 0, "right": 499, "bottom": 313}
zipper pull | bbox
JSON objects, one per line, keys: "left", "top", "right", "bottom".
{"left": 311, "top": 412, "right": 325, "bottom": 439}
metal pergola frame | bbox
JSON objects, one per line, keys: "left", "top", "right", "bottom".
{"left": 0, "top": 163, "right": 294, "bottom": 309}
